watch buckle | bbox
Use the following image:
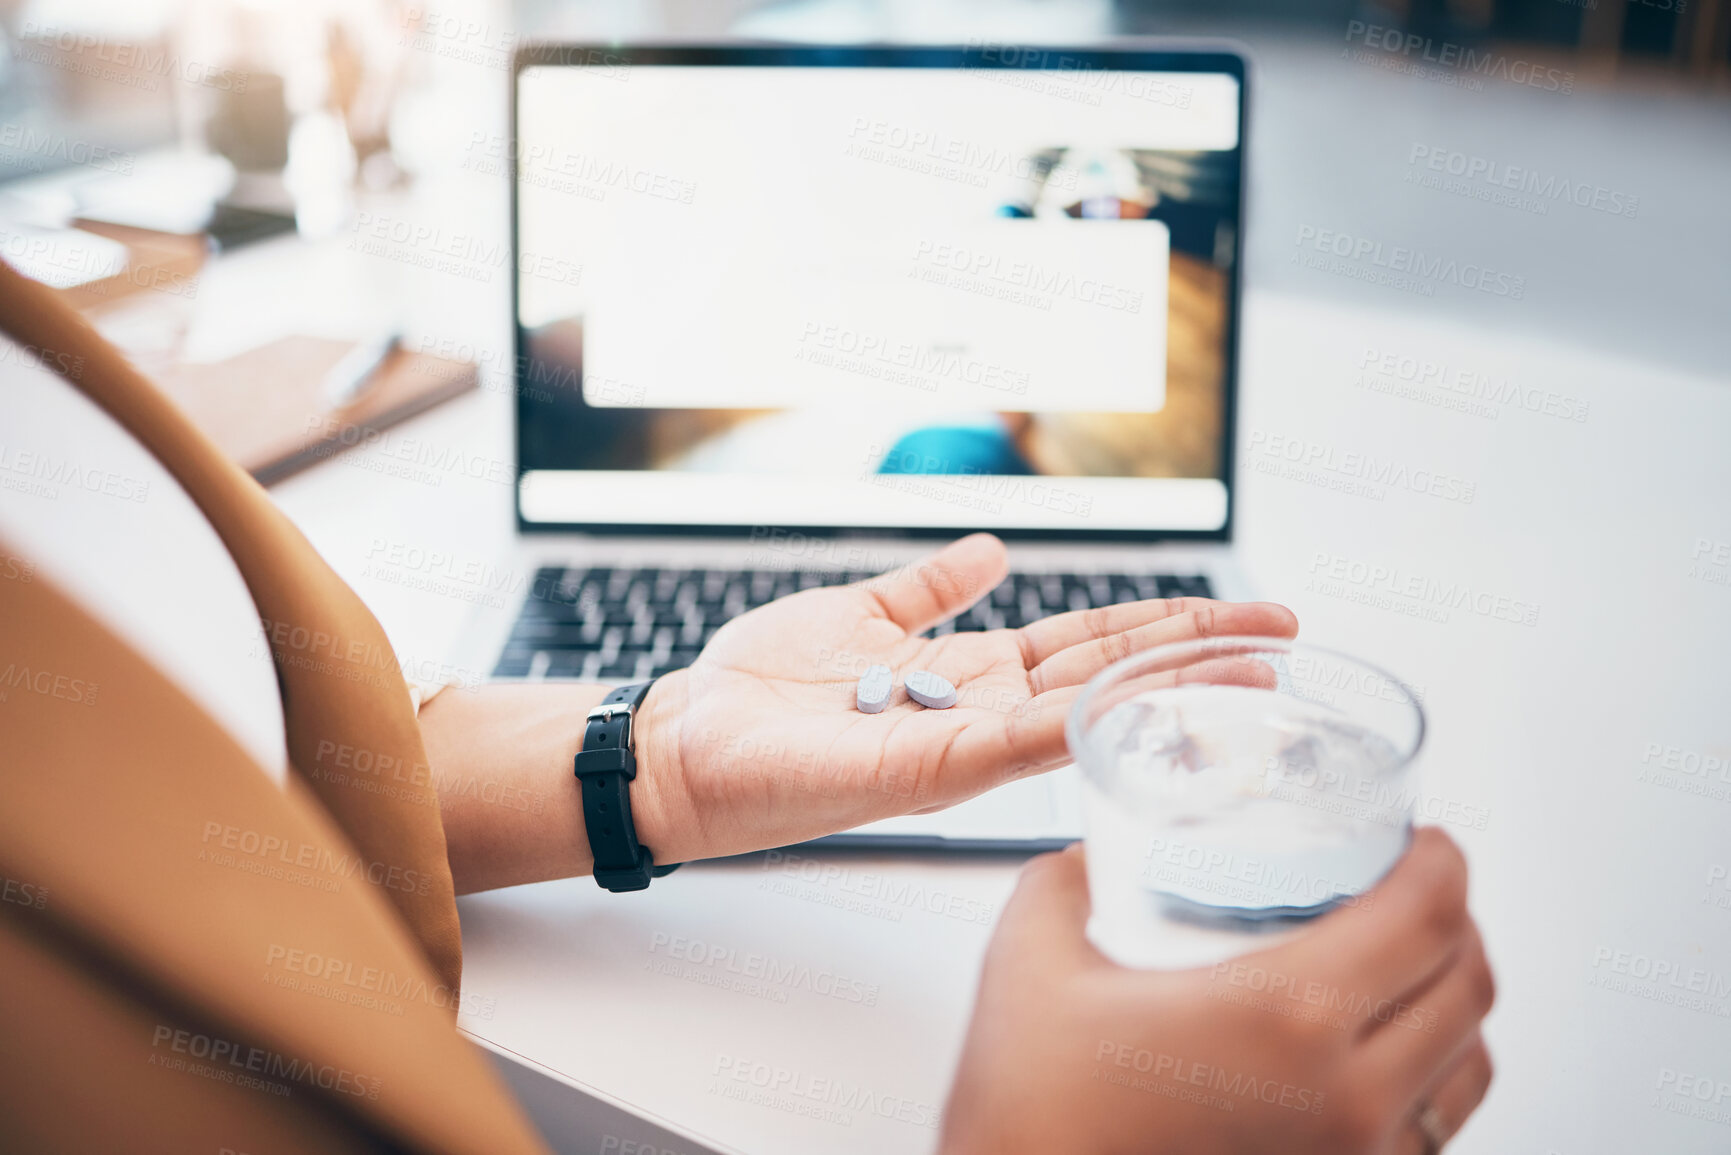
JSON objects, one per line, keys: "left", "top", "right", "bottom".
{"left": 587, "top": 700, "right": 635, "bottom": 748}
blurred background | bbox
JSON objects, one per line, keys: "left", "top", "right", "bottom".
{"left": 1, "top": 0, "right": 1724, "bottom": 383}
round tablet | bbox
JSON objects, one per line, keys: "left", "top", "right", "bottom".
{"left": 904, "top": 669, "right": 958, "bottom": 710}
{"left": 856, "top": 664, "right": 894, "bottom": 713}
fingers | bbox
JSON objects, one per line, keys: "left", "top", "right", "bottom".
{"left": 861, "top": 534, "right": 1008, "bottom": 634}
{"left": 1361, "top": 922, "right": 1495, "bottom": 1101}
{"left": 1027, "top": 601, "right": 1299, "bottom": 695}
{"left": 1429, "top": 1036, "right": 1494, "bottom": 1145}
{"left": 965, "top": 654, "right": 1283, "bottom": 786}
{"left": 987, "top": 844, "right": 1103, "bottom": 974}
{"left": 1284, "top": 828, "right": 1472, "bottom": 1008}
{"left": 1391, "top": 1036, "right": 1494, "bottom": 1155}
{"left": 1018, "top": 597, "right": 1298, "bottom": 669}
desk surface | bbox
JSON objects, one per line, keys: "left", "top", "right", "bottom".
{"left": 256, "top": 225, "right": 1731, "bottom": 1150}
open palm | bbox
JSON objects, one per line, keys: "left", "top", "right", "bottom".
{"left": 634, "top": 534, "right": 1297, "bottom": 863}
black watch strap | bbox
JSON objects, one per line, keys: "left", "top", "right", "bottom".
{"left": 572, "top": 680, "right": 679, "bottom": 892}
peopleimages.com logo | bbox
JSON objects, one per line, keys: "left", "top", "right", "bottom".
{"left": 1406, "top": 145, "right": 1638, "bottom": 219}
{"left": 1343, "top": 21, "right": 1575, "bottom": 94}
{"left": 1294, "top": 226, "right": 1526, "bottom": 299}
{"left": 18, "top": 22, "right": 249, "bottom": 92}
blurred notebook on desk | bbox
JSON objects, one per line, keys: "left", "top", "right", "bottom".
{"left": 153, "top": 335, "right": 478, "bottom": 486}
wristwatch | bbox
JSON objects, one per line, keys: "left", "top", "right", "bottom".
{"left": 572, "top": 679, "right": 680, "bottom": 892}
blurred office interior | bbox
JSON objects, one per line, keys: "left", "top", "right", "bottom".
{"left": 0, "top": 0, "right": 1724, "bottom": 382}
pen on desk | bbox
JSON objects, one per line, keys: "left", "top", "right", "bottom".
{"left": 323, "top": 330, "right": 400, "bottom": 408}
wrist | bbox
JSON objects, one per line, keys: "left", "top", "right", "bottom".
{"left": 625, "top": 669, "right": 697, "bottom": 866}
{"left": 423, "top": 680, "right": 611, "bottom": 893}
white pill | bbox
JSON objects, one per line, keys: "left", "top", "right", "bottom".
{"left": 856, "top": 664, "right": 894, "bottom": 713}
{"left": 904, "top": 670, "right": 957, "bottom": 710}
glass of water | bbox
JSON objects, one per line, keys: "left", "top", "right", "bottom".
{"left": 1067, "top": 637, "right": 1425, "bottom": 970}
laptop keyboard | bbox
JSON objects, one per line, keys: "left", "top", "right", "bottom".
{"left": 492, "top": 566, "right": 1213, "bottom": 681}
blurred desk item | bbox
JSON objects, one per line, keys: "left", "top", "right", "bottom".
{"left": 155, "top": 335, "right": 477, "bottom": 485}
{"left": 70, "top": 152, "right": 238, "bottom": 237}
{"left": 204, "top": 202, "right": 298, "bottom": 251}
{"left": 69, "top": 152, "right": 295, "bottom": 251}
{"left": 206, "top": 72, "right": 292, "bottom": 174}
{"left": 322, "top": 327, "right": 400, "bottom": 407}
{"left": 0, "top": 222, "right": 128, "bottom": 290}
{"left": 54, "top": 219, "right": 207, "bottom": 310}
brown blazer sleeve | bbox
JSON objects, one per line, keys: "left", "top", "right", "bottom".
{"left": 0, "top": 263, "right": 548, "bottom": 1153}
{"left": 0, "top": 258, "right": 464, "bottom": 990}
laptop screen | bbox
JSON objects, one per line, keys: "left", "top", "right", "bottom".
{"left": 513, "top": 46, "right": 1244, "bottom": 538}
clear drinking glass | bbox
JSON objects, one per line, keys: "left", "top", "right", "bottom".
{"left": 1067, "top": 637, "right": 1425, "bottom": 970}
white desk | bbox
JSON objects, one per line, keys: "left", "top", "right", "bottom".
{"left": 259, "top": 258, "right": 1731, "bottom": 1152}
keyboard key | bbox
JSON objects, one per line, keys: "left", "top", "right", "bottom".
{"left": 679, "top": 618, "right": 704, "bottom": 647}
{"left": 492, "top": 650, "right": 534, "bottom": 677}
{"left": 579, "top": 612, "right": 603, "bottom": 644}
{"left": 1156, "top": 574, "right": 1214, "bottom": 599}
{"left": 544, "top": 651, "right": 588, "bottom": 678}
{"left": 598, "top": 657, "right": 640, "bottom": 680}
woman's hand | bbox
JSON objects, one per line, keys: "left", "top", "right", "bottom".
{"left": 941, "top": 829, "right": 1495, "bottom": 1155}
{"left": 633, "top": 533, "right": 1297, "bottom": 864}
{"left": 424, "top": 533, "right": 1295, "bottom": 892}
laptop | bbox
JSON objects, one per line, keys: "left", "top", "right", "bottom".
{"left": 465, "top": 41, "right": 1252, "bottom": 850}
